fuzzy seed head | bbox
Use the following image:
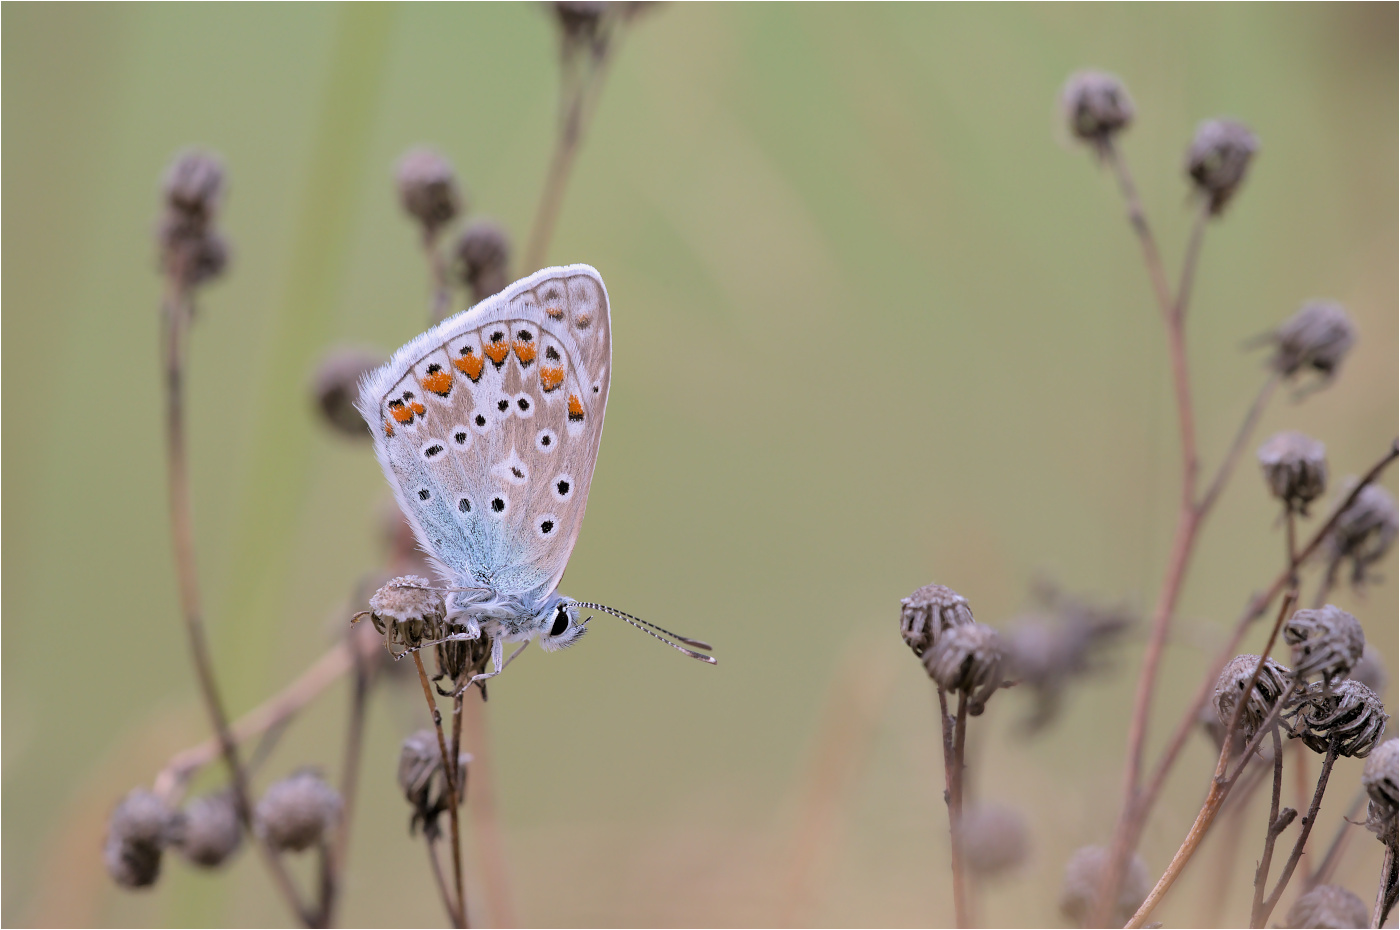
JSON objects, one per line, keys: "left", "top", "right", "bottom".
{"left": 924, "top": 621, "right": 1004, "bottom": 715}
{"left": 396, "top": 148, "right": 462, "bottom": 236}
{"left": 1266, "top": 301, "right": 1357, "bottom": 382}
{"left": 163, "top": 148, "right": 226, "bottom": 221}
{"left": 255, "top": 770, "right": 342, "bottom": 853}
{"left": 453, "top": 219, "right": 513, "bottom": 304}
{"left": 1258, "top": 431, "right": 1328, "bottom": 514}
{"left": 959, "top": 803, "right": 1029, "bottom": 878}
{"left": 312, "top": 347, "right": 385, "bottom": 439}
{"left": 1363, "top": 738, "right": 1398, "bottom": 828}
{"left": 1061, "top": 71, "right": 1134, "bottom": 149}
{"left": 1283, "top": 605, "right": 1365, "bottom": 685}
{"left": 1284, "top": 883, "right": 1370, "bottom": 929}
{"left": 1186, "top": 118, "right": 1258, "bottom": 214}
{"left": 1350, "top": 643, "right": 1389, "bottom": 695}
{"left": 1324, "top": 482, "right": 1399, "bottom": 588}
{"left": 1059, "top": 845, "right": 1150, "bottom": 928}
{"left": 367, "top": 575, "right": 446, "bottom": 651}
{"left": 1213, "top": 654, "right": 1293, "bottom": 742}
{"left": 399, "top": 730, "right": 470, "bottom": 839}
{"left": 105, "top": 789, "right": 181, "bottom": 889}
{"left": 899, "top": 583, "right": 974, "bottom": 657}
{"left": 1287, "top": 679, "right": 1388, "bottom": 758}
{"left": 176, "top": 791, "right": 242, "bottom": 868}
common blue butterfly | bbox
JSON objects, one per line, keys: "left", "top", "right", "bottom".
{"left": 357, "top": 264, "right": 714, "bottom": 687}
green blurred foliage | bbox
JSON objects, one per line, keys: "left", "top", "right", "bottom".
{"left": 3, "top": 4, "right": 1395, "bottom": 927}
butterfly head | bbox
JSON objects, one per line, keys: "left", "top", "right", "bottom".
{"left": 533, "top": 596, "right": 588, "bottom": 653}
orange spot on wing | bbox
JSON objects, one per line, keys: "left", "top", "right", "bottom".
{"left": 384, "top": 419, "right": 395, "bottom": 437}
{"left": 540, "top": 366, "right": 565, "bottom": 392}
{"left": 574, "top": 312, "right": 593, "bottom": 330}
{"left": 513, "top": 341, "right": 537, "bottom": 365}
{"left": 567, "top": 394, "right": 585, "bottom": 421}
{"left": 546, "top": 306, "right": 565, "bottom": 320}
{"left": 453, "top": 352, "right": 484, "bottom": 381}
{"left": 410, "top": 402, "right": 426, "bottom": 416}
{"left": 391, "top": 405, "right": 414, "bottom": 423}
{"left": 420, "top": 368, "right": 453, "bottom": 396}
{"left": 483, "top": 342, "right": 510, "bottom": 366}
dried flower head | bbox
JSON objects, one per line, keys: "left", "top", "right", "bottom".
{"left": 1197, "top": 698, "right": 1278, "bottom": 765}
{"left": 104, "top": 788, "right": 181, "bottom": 889}
{"left": 1214, "top": 654, "right": 1294, "bottom": 741}
{"left": 1185, "top": 118, "right": 1258, "bottom": 215}
{"left": 435, "top": 633, "right": 493, "bottom": 693}
{"left": 163, "top": 148, "right": 226, "bottom": 221}
{"left": 1363, "top": 738, "right": 1398, "bottom": 847}
{"left": 1323, "top": 482, "right": 1399, "bottom": 588}
{"left": 254, "top": 770, "right": 342, "bottom": 853}
{"left": 899, "top": 583, "right": 974, "bottom": 657}
{"left": 312, "top": 347, "right": 385, "bottom": 439}
{"left": 959, "top": 803, "right": 1029, "bottom": 878}
{"left": 398, "top": 729, "right": 471, "bottom": 838}
{"left": 1059, "top": 844, "right": 1150, "bottom": 928}
{"left": 1283, "top": 605, "right": 1365, "bottom": 685}
{"left": 364, "top": 575, "right": 446, "bottom": 654}
{"left": 925, "top": 622, "right": 1004, "bottom": 715}
{"left": 1061, "top": 71, "right": 1134, "bottom": 151}
{"left": 1263, "top": 301, "right": 1357, "bottom": 383}
{"left": 176, "top": 790, "right": 242, "bottom": 868}
{"left": 1351, "top": 643, "right": 1389, "bottom": 695}
{"left": 1283, "top": 883, "right": 1370, "bottom": 929}
{"left": 1287, "top": 679, "right": 1388, "bottom": 758}
{"left": 1258, "top": 431, "right": 1328, "bottom": 514}
{"left": 453, "top": 219, "right": 513, "bottom": 304}
{"left": 395, "top": 148, "right": 463, "bottom": 237}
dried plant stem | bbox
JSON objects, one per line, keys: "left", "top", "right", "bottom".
{"left": 1255, "top": 740, "right": 1339, "bottom": 927}
{"left": 1198, "top": 375, "right": 1280, "bottom": 516}
{"left": 413, "top": 652, "right": 467, "bottom": 928}
{"left": 1199, "top": 760, "right": 1270, "bottom": 926}
{"left": 320, "top": 631, "right": 375, "bottom": 927}
{"left": 426, "top": 834, "right": 456, "bottom": 924}
{"left": 1373, "top": 844, "right": 1398, "bottom": 929}
{"left": 463, "top": 693, "right": 518, "bottom": 928}
{"left": 425, "top": 229, "right": 452, "bottom": 324}
{"left": 949, "top": 693, "right": 971, "bottom": 929}
{"left": 1305, "top": 788, "right": 1365, "bottom": 891}
{"left": 161, "top": 283, "right": 313, "bottom": 926}
{"left": 1248, "top": 726, "right": 1291, "bottom": 926}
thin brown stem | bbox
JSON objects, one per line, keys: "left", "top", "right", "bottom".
{"left": 1249, "top": 726, "right": 1289, "bottom": 925}
{"left": 1257, "top": 740, "right": 1340, "bottom": 926}
{"left": 1173, "top": 202, "right": 1212, "bottom": 325}
{"left": 161, "top": 281, "right": 313, "bottom": 925}
{"left": 1102, "top": 141, "right": 1174, "bottom": 321}
{"left": 1373, "top": 843, "right": 1398, "bottom": 928}
{"left": 425, "top": 228, "right": 452, "bottom": 324}
{"left": 1200, "top": 760, "right": 1271, "bottom": 926}
{"left": 464, "top": 693, "right": 517, "bottom": 928}
{"left": 425, "top": 834, "right": 457, "bottom": 926}
{"left": 320, "top": 627, "right": 375, "bottom": 926}
{"left": 413, "top": 652, "right": 467, "bottom": 928}
{"left": 949, "top": 692, "right": 970, "bottom": 929}
{"left": 1199, "top": 376, "right": 1280, "bottom": 515}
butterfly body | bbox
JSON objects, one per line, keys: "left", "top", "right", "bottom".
{"left": 357, "top": 265, "right": 611, "bottom": 671}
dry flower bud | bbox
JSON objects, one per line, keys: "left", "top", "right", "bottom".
{"left": 399, "top": 729, "right": 470, "bottom": 838}
{"left": 396, "top": 148, "right": 463, "bottom": 237}
{"left": 366, "top": 575, "right": 446, "bottom": 652}
{"left": 1283, "top": 605, "right": 1365, "bottom": 685}
{"left": 899, "top": 583, "right": 974, "bottom": 657}
{"left": 105, "top": 789, "right": 181, "bottom": 889}
{"left": 1061, "top": 71, "right": 1134, "bottom": 150}
{"left": 1284, "top": 883, "right": 1369, "bottom": 929}
{"left": 312, "top": 347, "right": 385, "bottom": 439}
{"left": 1287, "top": 679, "right": 1388, "bottom": 758}
{"left": 254, "top": 770, "right": 341, "bottom": 852}
{"left": 1185, "top": 118, "right": 1258, "bottom": 214}
{"left": 924, "top": 622, "right": 1004, "bottom": 715}
{"left": 1265, "top": 301, "right": 1357, "bottom": 383}
{"left": 163, "top": 148, "right": 225, "bottom": 221}
{"left": 959, "top": 803, "right": 1029, "bottom": 877}
{"left": 453, "top": 219, "right": 513, "bottom": 304}
{"left": 1213, "top": 654, "right": 1293, "bottom": 741}
{"left": 1351, "top": 643, "right": 1389, "bottom": 695}
{"left": 176, "top": 790, "right": 242, "bottom": 868}
{"left": 1324, "top": 482, "right": 1399, "bottom": 588}
{"left": 1059, "top": 845, "right": 1149, "bottom": 928}
{"left": 1364, "top": 738, "right": 1398, "bottom": 829}
{"left": 1258, "top": 431, "right": 1328, "bottom": 514}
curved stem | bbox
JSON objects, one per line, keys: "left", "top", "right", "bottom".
{"left": 1248, "top": 726, "right": 1288, "bottom": 926}
{"left": 1258, "top": 740, "right": 1339, "bottom": 926}
{"left": 1373, "top": 843, "right": 1397, "bottom": 929}
{"left": 949, "top": 692, "right": 970, "bottom": 928}
{"left": 413, "top": 652, "right": 467, "bottom": 928}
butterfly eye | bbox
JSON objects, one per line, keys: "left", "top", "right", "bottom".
{"left": 550, "top": 605, "right": 569, "bottom": 638}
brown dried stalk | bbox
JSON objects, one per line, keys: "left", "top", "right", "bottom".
{"left": 412, "top": 651, "right": 467, "bottom": 928}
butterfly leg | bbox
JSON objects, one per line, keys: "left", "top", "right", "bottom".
{"left": 454, "top": 639, "right": 531, "bottom": 696}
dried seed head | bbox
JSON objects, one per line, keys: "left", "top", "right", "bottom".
{"left": 959, "top": 803, "right": 1029, "bottom": 878}
{"left": 453, "top": 219, "right": 513, "bottom": 304}
{"left": 1350, "top": 643, "right": 1389, "bottom": 695}
{"left": 1061, "top": 71, "right": 1134, "bottom": 151}
{"left": 1287, "top": 679, "right": 1388, "bottom": 758}
{"left": 176, "top": 790, "right": 242, "bottom": 868}
{"left": 1324, "top": 482, "right": 1399, "bottom": 589}
{"left": 1185, "top": 118, "right": 1258, "bottom": 215}
{"left": 899, "top": 583, "right": 974, "bottom": 657}
{"left": 254, "top": 770, "right": 342, "bottom": 852}
{"left": 104, "top": 789, "right": 181, "bottom": 889}
{"left": 312, "top": 347, "right": 385, "bottom": 439}
{"left": 1258, "top": 431, "right": 1328, "bottom": 514}
{"left": 1283, "top": 605, "right": 1365, "bottom": 685}
{"left": 395, "top": 148, "right": 463, "bottom": 237}
{"left": 435, "top": 632, "right": 492, "bottom": 689}
{"left": 1213, "top": 654, "right": 1294, "bottom": 741}
{"left": 1059, "top": 845, "right": 1150, "bottom": 928}
{"left": 1363, "top": 738, "right": 1398, "bottom": 818}
{"left": 163, "top": 148, "right": 226, "bottom": 222}
{"left": 366, "top": 575, "right": 446, "bottom": 652}
{"left": 398, "top": 729, "right": 470, "bottom": 838}
{"left": 1283, "top": 883, "right": 1370, "bottom": 929}
{"left": 924, "top": 622, "right": 1004, "bottom": 715}
{"left": 1265, "top": 301, "right": 1358, "bottom": 383}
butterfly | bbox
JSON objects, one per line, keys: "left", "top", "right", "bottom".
{"left": 356, "top": 264, "right": 714, "bottom": 688}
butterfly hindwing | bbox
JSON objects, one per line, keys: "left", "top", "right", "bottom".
{"left": 360, "top": 265, "right": 612, "bottom": 601}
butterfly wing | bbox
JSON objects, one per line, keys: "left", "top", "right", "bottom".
{"left": 358, "top": 264, "right": 612, "bottom": 601}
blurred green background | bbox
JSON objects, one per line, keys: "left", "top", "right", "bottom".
{"left": 4, "top": 3, "right": 1396, "bottom": 927}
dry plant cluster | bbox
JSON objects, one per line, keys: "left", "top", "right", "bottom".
{"left": 100, "top": 11, "right": 1396, "bottom": 929}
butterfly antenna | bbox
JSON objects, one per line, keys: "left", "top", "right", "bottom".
{"left": 576, "top": 602, "right": 717, "bottom": 665}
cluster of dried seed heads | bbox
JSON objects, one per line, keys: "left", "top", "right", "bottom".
{"left": 1282, "top": 605, "right": 1365, "bottom": 685}
{"left": 158, "top": 149, "right": 229, "bottom": 289}
{"left": 1257, "top": 431, "right": 1328, "bottom": 514}
{"left": 104, "top": 789, "right": 182, "bottom": 889}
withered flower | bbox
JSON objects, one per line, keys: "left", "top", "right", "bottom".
{"left": 925, "top": 622, "right": 1004, "bottom": 715}
{"left": 899, "top": 583, "right": 974, "bottom": 657}
{"left": 1287, "top": 679, "right": 1388, "bottom": 758}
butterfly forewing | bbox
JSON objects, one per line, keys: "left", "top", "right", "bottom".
{"left": 360, "top": 265, "right": 612, "bottom": 601}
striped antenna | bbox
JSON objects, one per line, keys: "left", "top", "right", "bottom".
{"left": 577, "top": 602, "right": 717, "bottom": 665}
